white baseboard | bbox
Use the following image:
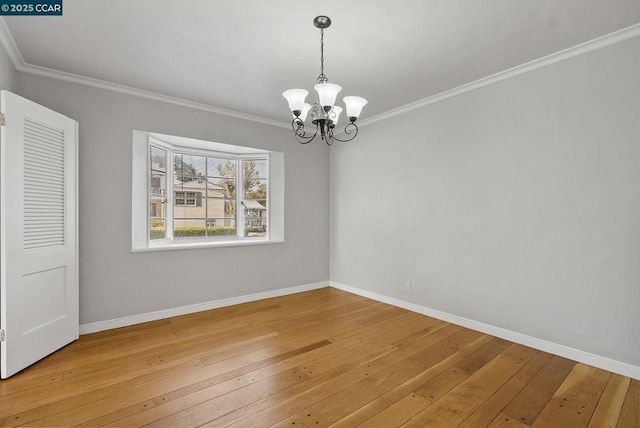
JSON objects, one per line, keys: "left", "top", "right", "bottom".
{"left": 330, "top": 281, "right": 640, "bottom": 380}
{"left": 79, "top": 281, "right": 328, "bottom": 335}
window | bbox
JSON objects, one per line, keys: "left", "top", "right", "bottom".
{"left": 132, "top": 131, "right": 284, "bottom": 251}
{"left": 174, "top": 191, "right": 200, "bottom": 206}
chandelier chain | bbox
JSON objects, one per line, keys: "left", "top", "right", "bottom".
{"left": 320, "top": 28, "right": 324, "bottom": 76}
{"left": 317, "top": 28, "right": 327, "bottom": 83}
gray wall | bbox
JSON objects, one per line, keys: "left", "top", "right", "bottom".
{"left": 17, "top": 73, "right": 330, "bottom": 324}
{"left": 0, "top": 39, "right": 17, "bottom": 92}
{"left": 330, "top": 36, "right": 640, "bottom": 366}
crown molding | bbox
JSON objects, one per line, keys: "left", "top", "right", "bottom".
{"left": 2, "top": 18, "right": 639, "bottom": 130}
{"left": 0, "top": 18, "right": 289, "bottom": 130}
{"left": 21, "top": 63, "right": 291, "bottom": 129}
{"left": 359, "top": 23, "right": 640, "bottom": 128}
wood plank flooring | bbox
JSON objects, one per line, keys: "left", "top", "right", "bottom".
{"left": 0, "top": 287, "right": 637, "bottom": 427}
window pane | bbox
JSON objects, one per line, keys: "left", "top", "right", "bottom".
{"left": 174, "top": 183, "right": 204, "bottom": 218}
{"left": 175, "top": 153, "right": 206, "bottom": 181}
{"left": 150, "top": 146, "right": 166, "bottom": 172}
{"left": 244, "top": 180, "right": 267, "bottom": 200}
{"left": 207, "top": 198, "right": 235, "bottom": 218}
{"left": 208, "top": 158, "right": 236, "bottom": 178}
{"left": 174, "top": 204, "right": 204, "bottom": 218}
{"left": 243, "top": 159, "right": 267, "bottom": 199}
{"left": 242, "top": 159, "right": 267, "bottom": 239}
{"left": 206, "top": 218, "right": 237, "bottom": 236}
{"left": 150, "top": 170, "right": 166, "bottom": 198}
{"left": 205, "top": 178, "right": 228, "bottom": 198}
{"left": 173, "top": 219, "right": 206, "bottom": 238}
{"left": 212, "top": 177, "right": 235, "bottom": 198}
{"left": 244, "top": 159, "right": 267, "bottom": 179}
{"left": 243, "top": 199, "right": 267, "bottom": 238}
{"left": 173, "top": 186, "right": 206, "bottom": 218}
{"left": 149, "top": 146, "right": 167, "bottom": 241}
{"left": 177, "top": 178, "right": 207, "bottom": 195}
{"left": 177, "top": 175, "right": 200, "bottom": 184}
{"left": 150, "top": 218, "right": 166, "bottom": 240}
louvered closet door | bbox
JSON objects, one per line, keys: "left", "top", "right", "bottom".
{"left": 1, "top": 90, "right": 78, "bottom": 379}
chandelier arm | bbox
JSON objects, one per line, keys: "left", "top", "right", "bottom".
{"left": 295, "top": 132, "right": 318, "bottom": 144}
{"left": 291, "top": 118, "right": 318, "bottom": 144}
{"left": 324, "top": 126, "right": 333, "bottom": 146}
{"left": 327, "top": 122, "right": 359, "bottom": 143}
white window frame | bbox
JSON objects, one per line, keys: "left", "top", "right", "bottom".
{"left": 132, "top": 131, "right": 284, "bottom": 252}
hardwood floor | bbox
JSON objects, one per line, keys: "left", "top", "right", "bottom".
{"left": 0, "top": 287, "right": 637, "bottom": 427}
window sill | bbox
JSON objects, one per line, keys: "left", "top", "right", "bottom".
{"left": 131, "top": 239, "right": 285, "bottom": 253}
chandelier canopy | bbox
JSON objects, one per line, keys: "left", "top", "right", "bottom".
{"left": 283, "top": 16, "right": 367, "bottom": 146}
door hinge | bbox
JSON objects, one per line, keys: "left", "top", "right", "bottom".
{"left": 0, "top": 329, "right": 5, "bottom": 342}
{"left": 0, "top": 113, "right": 5, "bottom": 126}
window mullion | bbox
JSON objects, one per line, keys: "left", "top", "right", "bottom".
{"left": 166, "top": 149, "right": 174, "bottom": 240}
{"left": 265, "top": 154, "right": 270, "bottom": 240}
{"left": 236, "top": 159, "right": 244, "bottom": 239}
{"left": 146, "top": 142, "right": 152, "bottom": 245}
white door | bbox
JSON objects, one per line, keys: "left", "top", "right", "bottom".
{"left": 0, "top": 90, "right": 79, "bottom": 379}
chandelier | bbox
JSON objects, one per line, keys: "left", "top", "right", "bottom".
{"left": 283, "top": 16, "right": 368, "bottom": 146}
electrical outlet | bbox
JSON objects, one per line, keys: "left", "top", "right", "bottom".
{"left": 404, "top": 281, "right": 412, "bottom": 292}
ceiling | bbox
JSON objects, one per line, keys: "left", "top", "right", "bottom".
{"left": 3, "top": 0, "right": 640, "bottom": 126}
